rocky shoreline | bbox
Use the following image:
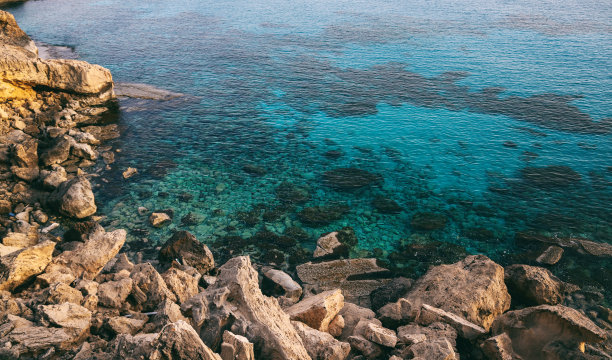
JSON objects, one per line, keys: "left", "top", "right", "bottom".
{"left": 1, "top": 9, "right": 611, "bottom": 360}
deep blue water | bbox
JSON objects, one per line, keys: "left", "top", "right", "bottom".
{"left": 5, "top": 0, "right": 612, "bottom": 297}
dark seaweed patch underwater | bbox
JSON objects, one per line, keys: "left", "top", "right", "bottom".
{"left": 7, "top": 0, "right": 611, "bottom": 302}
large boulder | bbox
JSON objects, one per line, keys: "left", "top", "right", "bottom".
{"left": 45, "top": 224, "right": 125, "bottom": 280}
{"left": 199, "top": 256, "right": 311, "bottom": 360}
{"left": 491, "top": 305, "right": 607, "bottom": 359}
{"left": 403, "top": 255, "right": 510, "bottom": 330}
{"left": 150, "top": 321, "right": 221, "bottom": 360}
{"left": 47, "top": 177, "right": 97, "bottom": 219}
{"left": 0, "top": 240, "right": 55, "bottom": 291}
{"left": 296, "top": 258, "right": 392, "bottom": 307}
{"left": 159, "top": 231, "right": 215, "bottom": 274}
{"left": 504, "top": 264, "right": 573, "bottom": 305}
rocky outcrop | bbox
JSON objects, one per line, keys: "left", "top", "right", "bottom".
{"left": 403, "top": 255, "right": 510, "bottom": 330}
{"left": 199, "top": 256, "right": 311, "bottom": 359}
{"left": 0, "top": 240, "right": 55, "bottom": 291}
{"left": 491, "top": 305, "right": 607, "bottom": 360}
{"left": 47, "top": 177, "right": 97, "bottom": 219}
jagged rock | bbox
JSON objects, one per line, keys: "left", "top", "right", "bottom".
{"left": 81, "top": 294, "right": 98, "bottom": 311}
{"left": 536, "top": 245, "right": 564, "bottom": 265}
{"left": 159, "top": 231, "right": 214, "bottom": 274}
{"left": 181, "top": 292, "right": 208, "bottom": 329}
{"left": 0, "top": 244, "right": 20, "bottom": 257}
{"left": 31, "top": 209, "right": 48, "bottom": 224}
{"left": 504, "top": 264, "right": 572, "bottom": 305}
{"left": 2, "top": 231, "right": 36, "bottom": 248}
{"left": 107, "top": 316, "right": 146, "bottom": 336}
{"left": 397, "top": 322, "right": 458, "bottom": 349}
{"left": 292, "top": 320, "right": 350, "bottom": 360}
{"left": 0, "top": 240, "right": 55, "bottom": 291}
{"left": 150, "top": 212, "right": 171, "bottom": 228}
{"left": 47, "top": 177, "right": 97, "bottom": 218}
{"left": 296, "top": 258, "right": 392, "bottom": 307}
{"left": 40, "top": 136, "right": 72, "bottom": 166}
{"left": 130, "top": 263, "right": 177, "bottom": 312}
{"left": 122, "top": 167, "right": 138, "bottom": 179}
{"left": 408, "top": 338, "right": 457, "bottom": 360}
{"left": 40, "top": 164, "right": 68, "bottom": 189}
{"left": 71, "top": 142, "right": 97, "bottom": 160}
{"left": 338, "top": 303, "right": 377, "bottom": 341}
{"left": 35, "top": 269, "right": 76, "bottom": 287}
{"left": 481, "top": 333, "right": 522, "bottom": 360}
{"left": 377, "top": 297, "right": 420, "bottom": 329}
{"left": 220, "top": 330, "right": 255, "bottom": 360}
{"left": 328, "top": 314, "right": 345, "bottom": 338}
{"left": 38, "top": 302, "right": 92, "bottom": 330}
{"left": 144, "top": 299, "right": 188, "bottom": 333}
{"left": 148, "top": 320, "right": 221, "bottom": 360}
{"left": 108, "top": 253, "right": 135, "bottom": 273}
{"left": 200, "top": 256, "right": 310, "bottom": 359}
{"left": 404, "top": 255, "right": 510, "bottom": 330}
{"left": 418, "top": 304, "right": 486, "bottom": 341}
{"left": 364, "top": 322, "right": 397, "bottom": 347}
{"left": 286, "top": 289, "right": 344, "bottom": 332}
{"left": 43, "top": 282, "right": 84, "bottom": 305}
{"left": 577, "top": 239, "right": 612, "bottom": 258}
{"left": 109, "top": 332, "right": 157, "bottom": 360}
{"left": 347, "top": 335, "right": 383, "bottom": 359}
{"left": 45, "top": 224, "right": 125, "bottom": 280}
{"left": 491, "top": 305, "right": 607, "bottom": 359}
{"left": 262, "top": 268, "right": 302, "bottom": 306}
{"left": 313, "top": 232, "right": 348, "bottom": 259}
{"left": 162, "top": 267, "right": 200, "bottom": 304}
{"left": 98, "top": 278, "right": 133, "bottom": 308}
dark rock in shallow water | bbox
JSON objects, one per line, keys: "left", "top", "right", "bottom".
{"left": 242, "top": 164, "right": 267, "bottom": 176}
{"left": 388, "top": 241, "right": 468, "bottom": 277}
{"left": 372, "top": 196, "right": 403, "bottom": 214}
{"left": 261, "top": 249, "right": 286, "bottom": 266}
{"left": 180, "top": 212, "right": 200, "bottom": 226}
{"left": 463, "top": 227, "right": 495, "bottom": 242}
{"left": 236, "top": 209, "right": 260, "bottom": 227}
{"left": 262, "top": 206, "right": 286, "bottom": 222}
{"left": 275, "top": 181, "right": 310, "bottom": 204}
{"left": 370, "top": 277, "right": 413, "bottom": 311}
{"left": 410, "top": 212, "right": 448, "bottom": 231}
{"left": 147, "top": 159, "right": 177, "bottom": 179}
{"left": 323, "top": 149, "right": 344, "bottom": 159}
{"left": 503, "top": 141, "right": 518, "bottom": 148}
{"left": 323, "top": 167, "right": 382, "bottom": 191}
{"left": 283, "top": 226, "right": 310, "bottom": 242}
{"left": 177, "top": 192, "right": 193, "bottom": 202}
{"left": 297, "top": 203, "right": 350, "bottom": 227}
{"left": 520, "top": 165, "right": 582, "bottom": 188}
{"left": 250, "top": 230, "right": 296, "bottom": 249}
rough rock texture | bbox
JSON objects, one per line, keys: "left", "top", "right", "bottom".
{"left": 162, "top": 267, "right": 200, "bottom": 304}
{"left": 292, "top": 320, "right": 351, "bottom": 360}
{"left": 262, "top": 268, "right": 302, "bottom": 306}
{"left": 199, "top": 256, "right": 311, "bottom": 360}
{"left": 404, "top": 255, "right": 510, "bottom": 330}
{"left": 150, "top": 321, "right": 221, "bottom": 360}
{"left": 338, "top": 302, "right": 377, "bottom": 341}
{"left": 46, "top": 224, "right": 125, "bottom": 280}
{"left": 286, "top": 289, "right": 344, "bottom": 332}
{"left": 47, "top": 177, "right": 97, "bottom": 219}
{"left": 347, "top": 335, "right": 383, "bottom": 359}
{"left": 98, "top": 278, "right": 133, "bottom": 308}
{"left": 363, "top": 322, "right": 397, "bottom": 347}
{"left": 38, "top": 302, "right": 92, "bottom": 330}
{"left": 408, "top": 338, "right": 457, "bottom": 360}
{"left": 491, "top": 305, "right": 607, "bottom": 359}
{"left": 296, "top": 258, "right": 391, "bottom": 307}
{"left": 504, "top": 264, "right": 571, "bottom": 305}
{"left": 159, "top": 231, "right": 214, "bottom": 274}
{"left": 536, "top": 245, "right": 564, "bottom": 265}
{"left": 313, "top": 231, "right": 348, "bottom": 259}
{"left": 150, "top": 212, "right": 172, "bottom": 228}
{"left": 0, "top": 240, "right": 55, "bottom": 291}
{"left": 481, "top": 333, "right": 522, "bottom": 360}
{"left": 220, "top": 330, "right": 255, "bottom": 360}
{"left": 418, "top": 304, "right": 486, "bottom": 341}
{"left": 130, "top": 263, "right": 177, "bottom": 312}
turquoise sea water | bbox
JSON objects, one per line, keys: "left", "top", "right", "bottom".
{"left": 5, "top": 0, "right": 612, "bottom": 298}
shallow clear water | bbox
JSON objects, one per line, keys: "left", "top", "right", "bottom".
{"left": 5, "top": 0, "right": 612, "bottom": 297}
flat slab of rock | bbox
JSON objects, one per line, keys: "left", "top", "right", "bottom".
{"left": 408, "top": 338, "right": 458, "bottom": 360}
{"left": 292, "top": 320, "right": 350, "bottom": 360}
{"left": 286, "top": 289, "right": 344, "bottom": 332}
{"left": 491, "top": 305, "right": 607, "bottom": 359}
{"left": 0, "top": 240, "right": 55, "bottom": 291}
{"left": 200, "top": 256, "right": 311, "bottom": 360}
{"left": 363, "top": 322, "right": 397, "bottom": 348}
{"left": 263, "top": 268, "right": 302, "bottom": 305}
{"left": 38, "top": 302, "right": 91, "bottom": 330}
{"left": 404, "top": 255, "right": 510, "bottom": 330}
{"left": 418, "top": 304, "right": 486, "bottom": 341}
{"left": 296, "top": 258, "right": 392, "bottom": 307}
{"left": 536, "top": 245, "right": 564, "bottom": 265}
{"left": 45, "top": 224, "right": 125, "bottom": 280}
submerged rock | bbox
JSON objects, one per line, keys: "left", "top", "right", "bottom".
{"left": 297, "top": 204, "right": 349, "bottom": 227}
{"left": 323, "top": 167, "right": 382, "bottom": 191}
{"left": 275, "top": 181, "right": 310, "bottom": 204}
{"left": 410, "top": 212, "right": 448, "bottom": 231}
{"left": 520, "top": 165, "right": 582, "bottom": 188}
{"left": 372, "top": 196, "right": 403, "bottom": 214}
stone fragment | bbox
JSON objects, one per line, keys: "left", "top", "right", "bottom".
{"left": 47, "top": 177, "right": 97, "bottom": 218}
{"left": 123, "top": 167, "right": 138, "bottom": 179}
{"left": 313, "top": 232, "right": 348, "bottom": 259}
{"left": 110, "top": 332, "right": 157, "bottom": 359}
{"left": 2, "top": 231, "right": 36, "bottom": 248}
{"left": 220, "top": 330, "right": 255, "bottom": 360}
{"left": 45, "top": 224, "right": 125, "bottom": 280}
{"left": 40, "top": 165, "right": 67, "bottom": 189}
{"left": 150, "top": 212, "right": 172, "bottom": 227}
{"left": 377, "top": 298, "right": 419, "bottom": 329}
{"left": 481, "top": 333, "right": 522, "bottom": 360}
{"left": 363, "top": 322, "right": 397, "bottom": 347}
{"left": 44, "top": 282, "right": 84, "bottom": 305}
{"left": 504, "top": 264, "right": 572, "bottom": 305}
{"left": 338, "top": 302, "right": 377, "bottom": 340}
{"left": 40, "top": 136, "right": 71, "bottom": 166}
{"left": 107, "top": 316, "right": 146, "bottom": 336}
{"left": 151, "top": 320, "right": 221, "bottom": 360}
{"left": 159, "top": 231, "right": 214, "bottom": 274}
{"left": 536, "top": 245, "right": 564, "bottom": 265}
{"left": 286, "top": 289, "right": 344, "bottom": 332}
{"left": 418, "top": 304, "right": 486, "bottom": 341}
{"left": 292, "top": 320, "right": 350, "bottom": 360}
{"left": 347, "top": 335, "right": 383, "bottom": 359}
{"left": 2, "top": 315, "right": 85, "bottom": 356}
{"left": 409, "top": 338, "right": 457, "bottom": 360}
{"left": 491, "top": 305, "right": 607, "bottom": 359}
{"left": 38, "top": 302, "right": 92, "bottom": 330}
{"left": 145, "top": 299, "right": 188, "bottom": 333}
{"left": 577, "top": 239, "right": 612, "bottom": 258}
{"left": 262, "top": 268, "right": 302, "bottom": 305}
{"left": 200, "top": 256, "right": 310, "bottom": 359}
{"left": 0, "top": 240, "right": 55, "bottom": 291}
{"left": 71, "top": 142, "right": 97, "bottom": 160}
{"left": 328, "top": 314, "right": 345, "bottom": 338}
{"left": 404, "top": 255, "right": 510, "bottom": 330}
{"left": 296, "top": 258, "right": 392, "bottom": 307}
{"left": 397, "top": 322, "right": 458, "bottom": 348}
{"left": 98, "top": 278, "right": 133, "bottom": 308}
